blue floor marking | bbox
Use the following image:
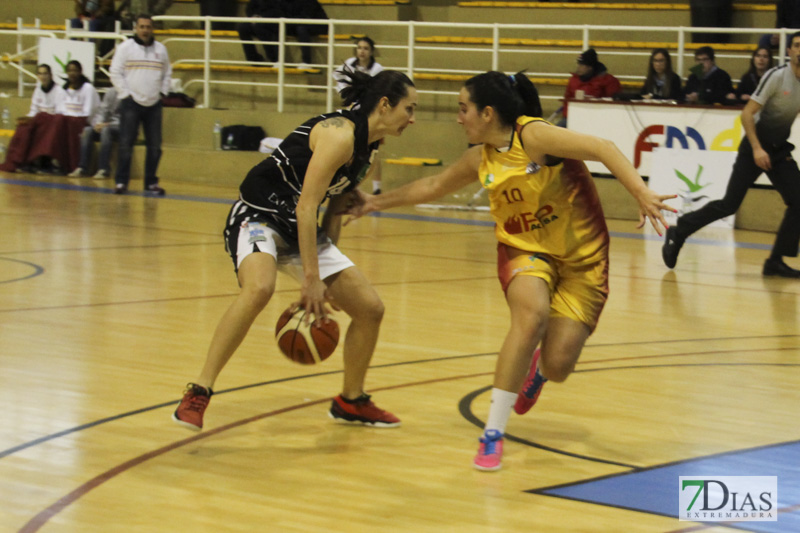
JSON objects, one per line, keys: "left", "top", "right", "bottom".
{"left": 0, "top": 176, "right": 772, "bottom": 249}
{"left": 538, "top": 441, "right": 800, "bottom": 532}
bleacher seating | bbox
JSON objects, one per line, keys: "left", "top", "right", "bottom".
{"left": 0, "top": 0, "right": 788, "bottom": 230}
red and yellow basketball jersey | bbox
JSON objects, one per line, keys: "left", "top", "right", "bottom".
{"left": 480, "top": 116, "right": 609, "bottom": 265}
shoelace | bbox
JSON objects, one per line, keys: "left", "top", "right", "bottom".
{"left": 524, "top": 372, "right": 546, "bottom": 398}
{"left": 481, "top": 437, "right": 500, "bottom": 455}
{"left": 184, "top": 393, "right": 209, "bottom": 413}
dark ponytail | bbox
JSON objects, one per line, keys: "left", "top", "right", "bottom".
{"left": 339, "top": 69, "right": 415, "bottom": 115}
{"left": 463, "top": 71, "right": 541, "bottom": 127}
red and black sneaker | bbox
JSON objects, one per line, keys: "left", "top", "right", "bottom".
{"left": 172, "top": 383, "right": 213, "bottom": 431}
{"left": 329, "top": 393, "right": 401, "bottom": 428}
{"left": 514, "top": 348, "right": 547, "bottom": 415}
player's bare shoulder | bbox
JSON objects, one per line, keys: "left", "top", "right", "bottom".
{"left": 318, "top": 115, "right": 355, "bottom": 133}
{"left": 310, "top": 115, "right": 356, "bottom": 151}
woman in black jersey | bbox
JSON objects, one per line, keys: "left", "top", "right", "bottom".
{"left": 173, "top": 70, "right": 417, "bottom": 431}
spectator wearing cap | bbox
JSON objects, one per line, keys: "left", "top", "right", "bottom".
{"left": 684, "top": 46, "right": 735, "bottom": 105}
{"left": 560, "top": 48, "right": 622, "bottom": 124}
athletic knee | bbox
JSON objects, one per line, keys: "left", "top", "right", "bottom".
{"left": 240, "top": 279, "right": 275, "bottom": 310}
{"left": 540, "top": 356, "right": 575, "bottom": 383}
{"left": 349, "top": 294, "right": 384, "bottom": 324}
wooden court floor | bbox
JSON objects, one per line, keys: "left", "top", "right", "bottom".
{"left": 1, "top": 173, "right": 799, "bottom": 532}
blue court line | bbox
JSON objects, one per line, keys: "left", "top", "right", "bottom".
{"left": 536, "top": 441, "right": 800, "bottom": 532}
{"left": 0, "top": 176, "right": 773, "bottom": 249}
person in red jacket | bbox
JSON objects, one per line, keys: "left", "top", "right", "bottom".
{"left": 559, "top": 48, "right": 622, "bottom": 125}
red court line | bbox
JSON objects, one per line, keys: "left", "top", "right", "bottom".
{"left": 18, "top": 372, "right": 490, "bottom": 533}
{"left": 578, "top": 346, "right": 800, "bottom": 366}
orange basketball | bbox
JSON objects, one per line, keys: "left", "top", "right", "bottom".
{"left": 275, "top": 307, "right": 339, "bottom": 365}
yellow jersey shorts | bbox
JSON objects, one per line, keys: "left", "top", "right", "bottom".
{"left": 497, "top": 243, "right": 609, "bottom": 332}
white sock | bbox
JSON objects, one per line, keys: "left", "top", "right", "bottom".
{"left": 372, "top": 180, "right": 382, "bottom": 192}
{"left": 484, "top": 387, "right": 517, "bottom": 435}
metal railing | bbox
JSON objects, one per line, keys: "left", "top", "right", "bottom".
{"left": 2, "top": 15, "right": 788, "bottom": 110}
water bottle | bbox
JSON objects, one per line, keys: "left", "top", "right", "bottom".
{"left": 1, "top": 106, "right": 9, "bottom": 129}
{"left": 212, "top": 120, "right": 221, "bottom": 150}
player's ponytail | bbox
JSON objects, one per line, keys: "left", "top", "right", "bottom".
{"left": 464, "top": 71, "right": 542, "bottom": 127}
{"left": 339, "top": 69, "right": 415, "bottom": 114}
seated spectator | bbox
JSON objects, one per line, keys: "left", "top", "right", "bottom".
{"left": 25, "top": 64, "right": 66, "bottom": 121}
{"left": 333, "top": 36, "right": 384, "bottom": 194}
{"left": 758, "top": 0, "right": 800, "bottom": 51}
{"left": 284, "top": 0, "right": 328, "bottom": 68}
{"left": 0, "top": 61, "right": 99, "bottom": 174}
{"left": 237, "top": 0, "right": 282, "bottom": 65}
{"left": 736, "top": 47, "right": 773, "bottom": 102}
{"left": 684, "top": 46, "right": 736, "bottom": 105}
{"left": 333, "top": 37, "right": 383, "bottom": 94}
{"left": 68, "top": 87, "right": 120, "bottom": 179}
{"left": 118, "top": 0, "right": 173, "bottom": 29}
{"left": 70, "top": 0, "right": 116, "bottom": 56}
{"left": 640, "top": 48, "right": 684, "bottom": 102}
{"left": 559, "top": 48, "right": 621, "bottom": 125}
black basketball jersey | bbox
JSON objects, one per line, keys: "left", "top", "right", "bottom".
{"left": 237, "top": 109, "right": 379, "bottom": 243}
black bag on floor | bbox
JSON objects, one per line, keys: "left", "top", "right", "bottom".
{"left": 221, "top": 125, "right": 266, "bottom": 151}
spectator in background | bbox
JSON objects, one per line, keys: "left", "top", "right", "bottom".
{"left": 737, "top": 47, "right": 773, "bottom": 102}
{"left": 110, "top": 13, "right": 171, "bottom": 195}
{"left": 664, "top": 31, "right": 800, "bottom": 278}
{"left": 237, "top": 0, "right": 282, "bottom": 65}
{"left": 27, "top": 64, "right": 66, "bottom": 119}
{"left": 285, "top": 0, "right": 328, "bottom": 68}
{"left": 200, "top": 0, "right": 238, "bottom": 31}
{"left": 118, "top": 0, "right": 173, "bottom": 28}
{"left": 559, "top": 48, "right": 621, "bottom": 125}
{"left": 69, "top": 87, "right": 120, "bottom": 179}
{"left": 758, "top": 0, "right": 800, "bottom": 51}
{"left": 333, "top": 36, "right": 384, "bottom": 193}
{"left": 70, "top": 0, "right": 116, "bottom": 56}
{"left": 0, "top": 61, "right": 99, "bottom": 174}
{"left": 0, "top": 64, "right": 64, "bottom": 172}
{"left": 640, "top": 48, "right": 683, "bottom": 102}
{"left": 333, "top": 37, "right": 383, "bottom": 93}
{"left": 684, "top": 46, "right": 735, "bottom": 105}
{"left": 689, "top": 0, "right": 732, "bottom": 43}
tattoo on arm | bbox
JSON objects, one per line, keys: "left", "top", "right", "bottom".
{"left": 320, "top": 117, "right": 347, "bottom": 129}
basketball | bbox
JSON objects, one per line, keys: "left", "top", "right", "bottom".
{"left": 275, "top": 307, "right": 339, "bottom": 365}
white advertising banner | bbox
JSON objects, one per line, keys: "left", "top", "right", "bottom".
{"left": 566, "top": 100, "right": 798, "bottom": 186}
{"left": 37, "top": 37, "right": 96, "bottom": 85}
{"left": 648, "top": 148, "right": 737, "bottom": 229}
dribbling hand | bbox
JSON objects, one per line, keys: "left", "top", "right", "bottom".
{"left": 635, "top": 189, "right": 678, "bottom": 236}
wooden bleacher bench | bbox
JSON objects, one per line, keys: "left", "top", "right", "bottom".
{"left": 456, "top": 1, "right": 773, "bottom": 10}
{"left": 415, "top": 36, "right": 760, "bottom": 53}
{"left": 173, "top": 63, "right": 322, "bottom": 74}
{"left": 413, "top": 72, "right": 641, "bottom": 89}
{"left": 171, "top": 0, "right": 410, "bottom": 4}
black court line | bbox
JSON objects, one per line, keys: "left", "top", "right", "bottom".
{"left": 0, "top": 351, "right": 497, "bottom": 460}
{"left": 0, "top": 257, "right": 44, "bottom": 284}
{"left": 460, "top": 362, "right": 800, "bottom": 469}
{"left": 16, "top": 370, "right": 493, "bottom": 533}
{"left": 0, "top": 175, "right": 775, "bottom": 250}
{"left": 4, "top": 336, "right": 799, "bottom": 460}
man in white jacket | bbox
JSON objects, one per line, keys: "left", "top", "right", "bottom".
{"left": 110, "top": 13, "right": 171, "bottom": 195}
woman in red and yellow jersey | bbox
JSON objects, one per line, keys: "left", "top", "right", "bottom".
{"left": 345, "top": 71, "right": 676, "bottom": 471}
